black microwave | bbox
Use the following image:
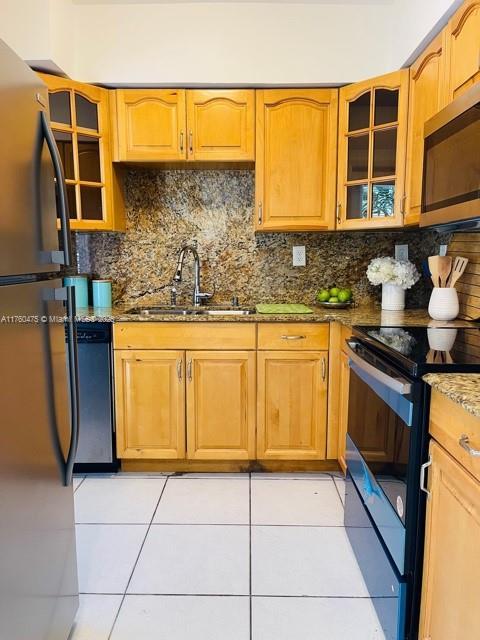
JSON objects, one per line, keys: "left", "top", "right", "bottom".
{"left": 420, "top": 82, "right": 480, "bottom": 230}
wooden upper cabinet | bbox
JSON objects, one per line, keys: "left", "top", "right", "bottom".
{"left": 186, "top": 90, "right": 254, "bottom": 161}
{"left": 113, "top": 89, "right": 254, "bottom": 162}
{"left": 337, "top": 70, "right": 408, "bottom": 230}
{"left": 114, "top": 350, "right": 186, "bottom": 459}
{"left": 404, "top": 33, "right": 448, "bottom": 226}
{"left": 445, "top": 1, "right": 480, "bottom": 102}
{"left": 114, "top": 89, "right": 187, "bottom": 161}
{"left": 186, "top": 351, "right": 256, "bottom": 460}
{"left": 257, "top": 351, "right": 328, "bottom": 460}
{"left": 419, "top": 441, "right": 480, "bottom": 639}
{"left": 255, "top": 89, "right": 338, "bottom": 232}
{"left": 39, "top": 73, "right": 125, "bottom": 232}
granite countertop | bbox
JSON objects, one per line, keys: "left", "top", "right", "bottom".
{"left": 76, "top": 304, "right": 474, "bottom": 329}
{"left": 423, "top": 373, "right": 480, "bottom": 419}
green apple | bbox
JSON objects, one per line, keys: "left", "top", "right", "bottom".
{"left": 338, "top": 289, "right": 352, "bottom": 303}
{"left": 329, "top": 296, "right": 339, "bottom": 303}
{"left": 317, "top": 289, "right": 330, "bottom": 302}
{"left": 329, "top": 287, "right": 340, "bottom": 298}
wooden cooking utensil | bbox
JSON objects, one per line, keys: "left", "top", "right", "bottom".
{"left": 428, "top": 256, "right": 441, "bottom": 287}
{"left": 447, "top": 256, "right": 469, "bottom": 288}
{"left": 437, "top": 255, "right": 452, "bottom": 287}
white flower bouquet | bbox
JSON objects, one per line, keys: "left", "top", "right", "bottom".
{"left": 366, "top": 257, "right": 420, "bottom": 290}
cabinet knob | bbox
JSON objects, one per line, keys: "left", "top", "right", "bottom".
{"left": 281, "top": 335, "right": 306, "bottom": 340}
{"left": 177, "top": 359, "right": 183, "bottom": 381}
{"left": 189, "top": 130, "right": 193, "bottom": 154}
{"left": 179, "top": 131, "right": 184, "bottom": 152}
{"left": 258, "top": 202, "right": 263, "bottom": 225}
{"left": 187, "top": 359, "right": 193, "bottom": 381}
{"left": 336, "top": 203, "right": 341, "bottom": 225}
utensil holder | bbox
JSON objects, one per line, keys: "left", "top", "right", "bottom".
{"left": 428, "top": 287, "right": 459, "bottom": 321}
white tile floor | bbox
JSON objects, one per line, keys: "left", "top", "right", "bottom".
{"left": 70, "top": 473, "right": 391, "bottom": 640}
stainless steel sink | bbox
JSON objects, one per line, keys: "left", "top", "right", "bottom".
{"left": 125, "top": 306, "right": 256, "bottom": 317}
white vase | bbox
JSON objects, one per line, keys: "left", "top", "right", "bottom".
{"left": 428, "top": 287, "right": 459, "bottom": 321}
{"left": 381, "top": 284, "right": 405, "bottom": 311}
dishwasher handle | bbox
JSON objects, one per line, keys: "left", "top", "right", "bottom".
{"left": 346, "top": 340, "right": 412, "bottom": 396}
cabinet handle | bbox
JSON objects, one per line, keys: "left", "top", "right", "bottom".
{"left": 336, "top": 203, "right": 341, "bottom": 224}
{"left": 187, "top": 359, "right": 192, "bottom": 381}
{"left": 322, "top": 357, "right": 327, "bottom": 381}
{"left": 420, "top": 456, "right": 432, "bottom": 499}
{"left": 177, "top": 359, "right": 182, "bottom": 381}
{"left": 258, "top": 202, "right": 263, "bottom": 226}
{"left": 281, "top": 335, "right": 306, "bottom": 340}
{"left": 459, "top": 434, "right": 480, "bottom": 457}
{"left": 400, "top": 194, "right": 407, "bottom": 216}
{"left": 189, "top": 130, "right": 193, "bottom": 154}
{"left": 180, "top": 130, "right": 184, "bottom": 152}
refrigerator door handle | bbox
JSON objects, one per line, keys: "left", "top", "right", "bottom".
{"left": 64, "top": 285, "right": 79, "bottom": 486}
{"left": 40, "top": 110, "right": 73, "bottom": 267}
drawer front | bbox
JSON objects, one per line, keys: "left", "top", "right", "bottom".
{"left": 114, "top": 322, "right": 256, "bottom": 350}
{"left": 258, "top": 323, "right": 329, "bottom": 350}
{"left": 429, "top": 389, "right": 480, "bottom": 483}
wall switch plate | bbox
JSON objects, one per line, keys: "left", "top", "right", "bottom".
{"left": 292, "top": 246, "right": 306, "bottom": 267}
{"left": 395, "top": 244, "right": 409, "bottom": 261}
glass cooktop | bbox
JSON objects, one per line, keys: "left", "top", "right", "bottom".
{"left": 353, "top": 325, "right": 480, "bottom": 376}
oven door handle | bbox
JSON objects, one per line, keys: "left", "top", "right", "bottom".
{"left": 346, "top": 341, "right": 412, "bottom": 396}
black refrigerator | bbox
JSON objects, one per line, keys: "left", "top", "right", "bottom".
{"left": 0, "top": 39, "right": 79, "bottom": 639}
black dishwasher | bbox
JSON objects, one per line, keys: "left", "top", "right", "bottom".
{"left": 72, "top": 322, "right": 118, "bottom": 472}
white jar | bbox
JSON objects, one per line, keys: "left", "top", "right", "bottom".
{"left": 381, "top": 283, "right": 405, "bottom": 311}
{"left": 428, "top": 287, "right": 459, "bottom": 321}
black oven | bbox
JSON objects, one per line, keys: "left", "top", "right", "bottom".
{"left": 344, "top": 338, "right": 428, "bottom": 640}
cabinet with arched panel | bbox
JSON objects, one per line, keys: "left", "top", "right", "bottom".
{"left": 255, "top": 89, "right": 338, "bottom": 231}
{"left": 114, "top": 89, "right": 187, "bottom": 161}
{"left": 404, "top": 33, "right": 448, "bottom": 226}
{"left": 113, "top": 89, "right": 255, "bottom": 162}
{"left": 39, "top": 73, "right": 125, "bottom": 231}
{"left": 444, "top": 0, "right": 480, "bottom": 102}
{"left": 336, "top": 70, "right": 409, "bottom": 230}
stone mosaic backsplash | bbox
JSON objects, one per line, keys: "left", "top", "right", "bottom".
{"left": 74, "top": 168, "right": 449, "bottom": 308}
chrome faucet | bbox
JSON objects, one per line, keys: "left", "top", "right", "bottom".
{"left": 173, "top": 245, "right": 213, "bottom": 307}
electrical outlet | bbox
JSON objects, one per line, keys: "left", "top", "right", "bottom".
{"left": 395, "top": 244, "right": 409, "bottom": 261}
{"left": 292, "top": 246, "right": 306, "bottom": 267}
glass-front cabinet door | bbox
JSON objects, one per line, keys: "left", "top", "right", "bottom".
{"left": 337, "top": 70, "right": 409, "bottom": 230}
{"left": 38, "top": 74, "right": 125, "bottom": 232}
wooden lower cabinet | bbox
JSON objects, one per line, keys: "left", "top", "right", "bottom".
{"left": 257, "top": 351, "right": 328, "bottom": 460}
{"left": 419, "top": 440, "right": 480, "bottom": 639}
{"left": 337, "top": 350, "right": 350, "bottom": 472}
{"left": 114, "top": 350, "right": 186, "bottom": 459}
{"left": 186, "top": 351, "right": 256, "bottom": 460}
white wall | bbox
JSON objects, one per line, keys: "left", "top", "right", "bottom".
{"left": 393, "top": 0, "right": 462, "bottom": 65}
{"left": 1, "top": 0, "right": 51, "bottom": 60}
{"left": 71, "top": 2, "right": 397, "bottom": 84}
{"left": 0, "top": 0, "right": 459, "bottom": 85}
{"left": 49, "top": 0, "right": 76, "bottom": 75}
